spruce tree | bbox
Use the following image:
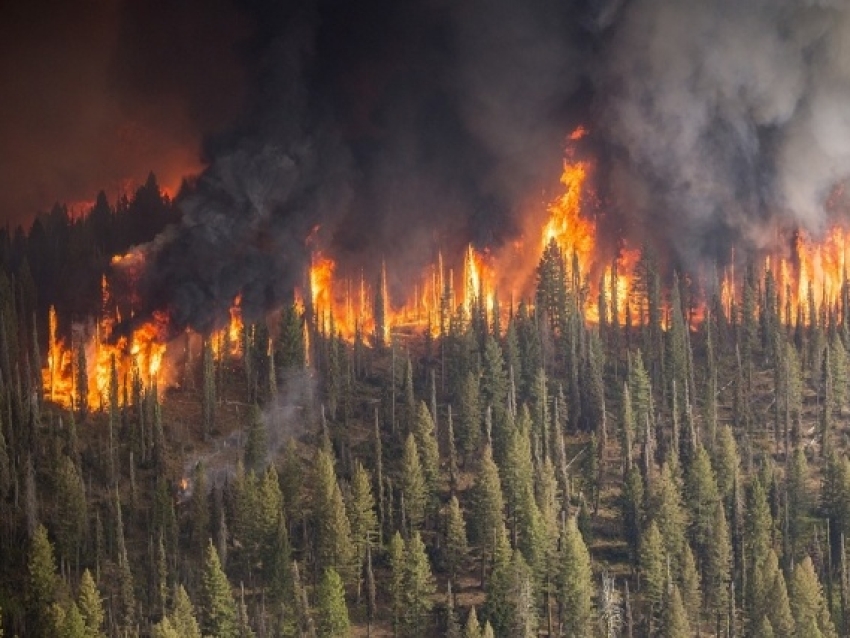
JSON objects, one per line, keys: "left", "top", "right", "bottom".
{"left": 243, "top": 404, "right": 267, "bottom": 474}
{"left": 444, "top": 495, "right": 468, "bottom": 581}
{"left": 170, "top": 585, "right": 202, "bottom": 638}
{"left": 640, "top": 521, "right": 666, "bottom": 612}
{"left": 317, "top": 567, "right": 349, "bottom": 638}
{"left": 77, "top": 569, "right": 105, "bottom": 638}
{"left": 457, "top": 371, "right": 482, "bottom": 465}
{"left": 763, "top": 554, "right": 795, "bottom": 638}
{"left": 703, "top": 500, "right": 731, "bottom": 631}
{"left": 481, "top": 336, "right": 508, "bottom": 448}
{"left": 199, "top": 540, "right": 237, "bottom": 638}
{"left": 713, "top": 425, "right": 739, "bottom": 506}
{"left": 412, "top": 401, "right": 440, "bottom": 502}
{"left": 277, "top": 302, "right": 305, "bottom": 371}
{"left": 753, "top": 616, "right": 775, "bottom": 638}
{"left": 558, "top": 515, "right": 594, "bottom": 637}
{"left": 346, "top": 460, "right": 378, "bottom": 597}
{"left": 463, "top": 606, "right": 481, "bottom": 638}
{"left": 53, "top": 454, "right": 86, "bottom": 569}
{"left": 470, "top": 444, "right": 506, "bottom": 553}
{"left": 27, "top": 524, "right": 59, "bottom": 633}
{"left": 403, "top": 531, "right": 437, "bottom": 637}
{"left": 659, "top": 584, "right": 691, "bottom": 638}
{"left": 679, "top": 543, "right": 701, "bottom": 628}
{"left": 389, "top": 532, "right": 406, "bottom": 634}
{"left": 790, "top": 556, "right": 838, "bottom": 638}
{"left": 684, "top": 445, "right": 720, "bottom": 566}
{"left": 401, "top": 433, "right": 427, "bottom": 532}
{"left": 652, "top": 462, "right": 687, "bottom": 572}
{"left": 745, "top": 477, "right": 774, "bottom": 622}
{"left": 313, "top": 448, "right": 355, "bottom": 581}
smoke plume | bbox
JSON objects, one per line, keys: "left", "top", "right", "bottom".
{"left": 594, "top": 0, "right": 850, "bottom": 264}
{"left": 113, "top": 0, "right": 850, "bottom": 330}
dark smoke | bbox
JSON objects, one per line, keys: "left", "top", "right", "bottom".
{"left": 124, "top": 0, "right": 589, "bottom": 332}
{"left": 110, "top": 0, "right": 850, "bottom": 330}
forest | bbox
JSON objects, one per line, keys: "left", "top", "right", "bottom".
{"left": 0, "top": 176, "right": 847, "bottom": 638}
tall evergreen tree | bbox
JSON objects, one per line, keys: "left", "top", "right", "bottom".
{"left": 346, "top": 460, "right": 377, "bottom": 600}
{"left": 457, "top": 371, "right": 482, "bottom": 465}
{"left": 401, "top": 433, "right": 427, "bottom": 533}
{"left": 313, "top": 448, "right": 355, "bottom": 581}
{"left": 412, "top": 401, "right": 440, "bottom": 503}
{"left": 403, "top": 531, "right": 437, "bottom": 637}
{"left": 199, "top": 540, "right": 237, "bottom": 638}
{"left": 790, "top": 556, "right": 837, "bottom": 638}
{"left": 317, "top": 567, "right": 349, "bottom": 638}
{"left": 558, "top": 515, "right": 594, "bottom": 637}
{"left": 444, "top": 495, "right": 468, "bottom": 581}
{"left": 77, "top": 569, "right": 105, "bottom": 638}
{"left": 659, "top": 585, "right": 691, "bottom": 638}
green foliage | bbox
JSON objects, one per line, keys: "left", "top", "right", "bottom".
{"left": 313, "top": 448, "right": 355, "bottom": 581}
{"left": 401, "top": 433, "right": 427, "bottom": 532}
{"left": 199, "top": 540, "right": 237, "bottom": 638}
{"left": 463, "top": 606, "right": 481, "bottom": 638}
{"left": 457, "top": 371, "right": 482, "bottom": 463}
{"left": 412, "top": 401, "right": 440, "bottom": 501}
{"left": 243, "top": 404, "right": 268, "bottom": 474}
{"left": 640, "top": 521, "right": 665, "bottom": 609}
{"left": 402, "top": 531, "right": 437, "bottom": 637}
{"left": 346, "top": 460, "right": 378, "bottom": 584}
{"left": 659, "top": 585, "right": 690, "bottom": 638}
{"left": 558, "top": 515, "right": 594, "bottom": 637}
{"left": 53, "top": 454, "right": 86, "bottom": 566}
{"left": 470, "top": 444, "right": 505, "bottom": 548}
{"left": 28, "top": 524, "right": 59, "bottom": 628}
{"left": 789, "top": 556, "right": 837, "bottom": 638}
{"left": 277, "top": 303, "right": 305, "bottom": 371}
{"left": 77, "top": 569, "right": 104, "bottom": 638}
{"left": 317, "top": 568, "right": 349, "bottom": 638}
{"left": 444, "top": 495, "right": 468, "bottom": 580}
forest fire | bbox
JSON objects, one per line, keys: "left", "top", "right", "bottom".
{"left": 40, "top": 133, "right": 850, "bottom": 407}
{"left": 43, "top": 296, "right": 169, "bottom": 410}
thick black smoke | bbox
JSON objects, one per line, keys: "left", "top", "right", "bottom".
{"left": 126, "top": 0, "right": 588, "bottom": 331}
{"left": 123, "top": 0, "right": 850, "bottom": 331}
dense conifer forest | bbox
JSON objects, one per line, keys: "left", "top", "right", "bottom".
{"left": 1, "top": 178, "right": 850, "bottom": 638}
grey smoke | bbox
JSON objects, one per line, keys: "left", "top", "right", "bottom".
{"left": 595, "top": 0, "right": 850, "bottom": 263}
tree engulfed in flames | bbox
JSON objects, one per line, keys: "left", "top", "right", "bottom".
{"left": 41, "top": 126, "right": 850, "bottom": 407}
{"left": 43, "top": 276, "right": 169, "bottom": 409}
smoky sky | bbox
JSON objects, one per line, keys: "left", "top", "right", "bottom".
{"left": 0, "top": 0, "right": 246, "bottom": 223}
{"left": 7, "top": 0, "right": 850, "bottom": 330}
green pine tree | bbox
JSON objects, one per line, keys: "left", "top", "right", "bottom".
{"left": 317, "top": 567, "right": 349, "bottom": 637}
{"left": 789, "top": 556, "right": 837, "bottom": 638}
{"left": 77, "top": 569, "right": 104, "bottom": 638}
{"left": 659, "top": 584, "right": 691, "bottom": 638}
{"left": 313, "top": 448, "right": 356, "bottom": 581}
{"left": 403, "top": 531, "right": 437, "bottom": 637}
{"left": 401, "top": 433, "right": 427, "bottom": 533}
{"left": 463, "top": 606, "right": 481, "bottom": 638}
{"left": 346, "top": 460, "right": 378, "bottom": 599}
{"left": 243, "top": 404, "right": 267, "bottom": 474}
{"left": 199, "top": 540, "right": 237, "bottom": 638}
{"left": 558, "top": 515, "right": 594, "bottom": 637}
{"left": 444, "top": 495, "right": 468, "bottom": 581}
